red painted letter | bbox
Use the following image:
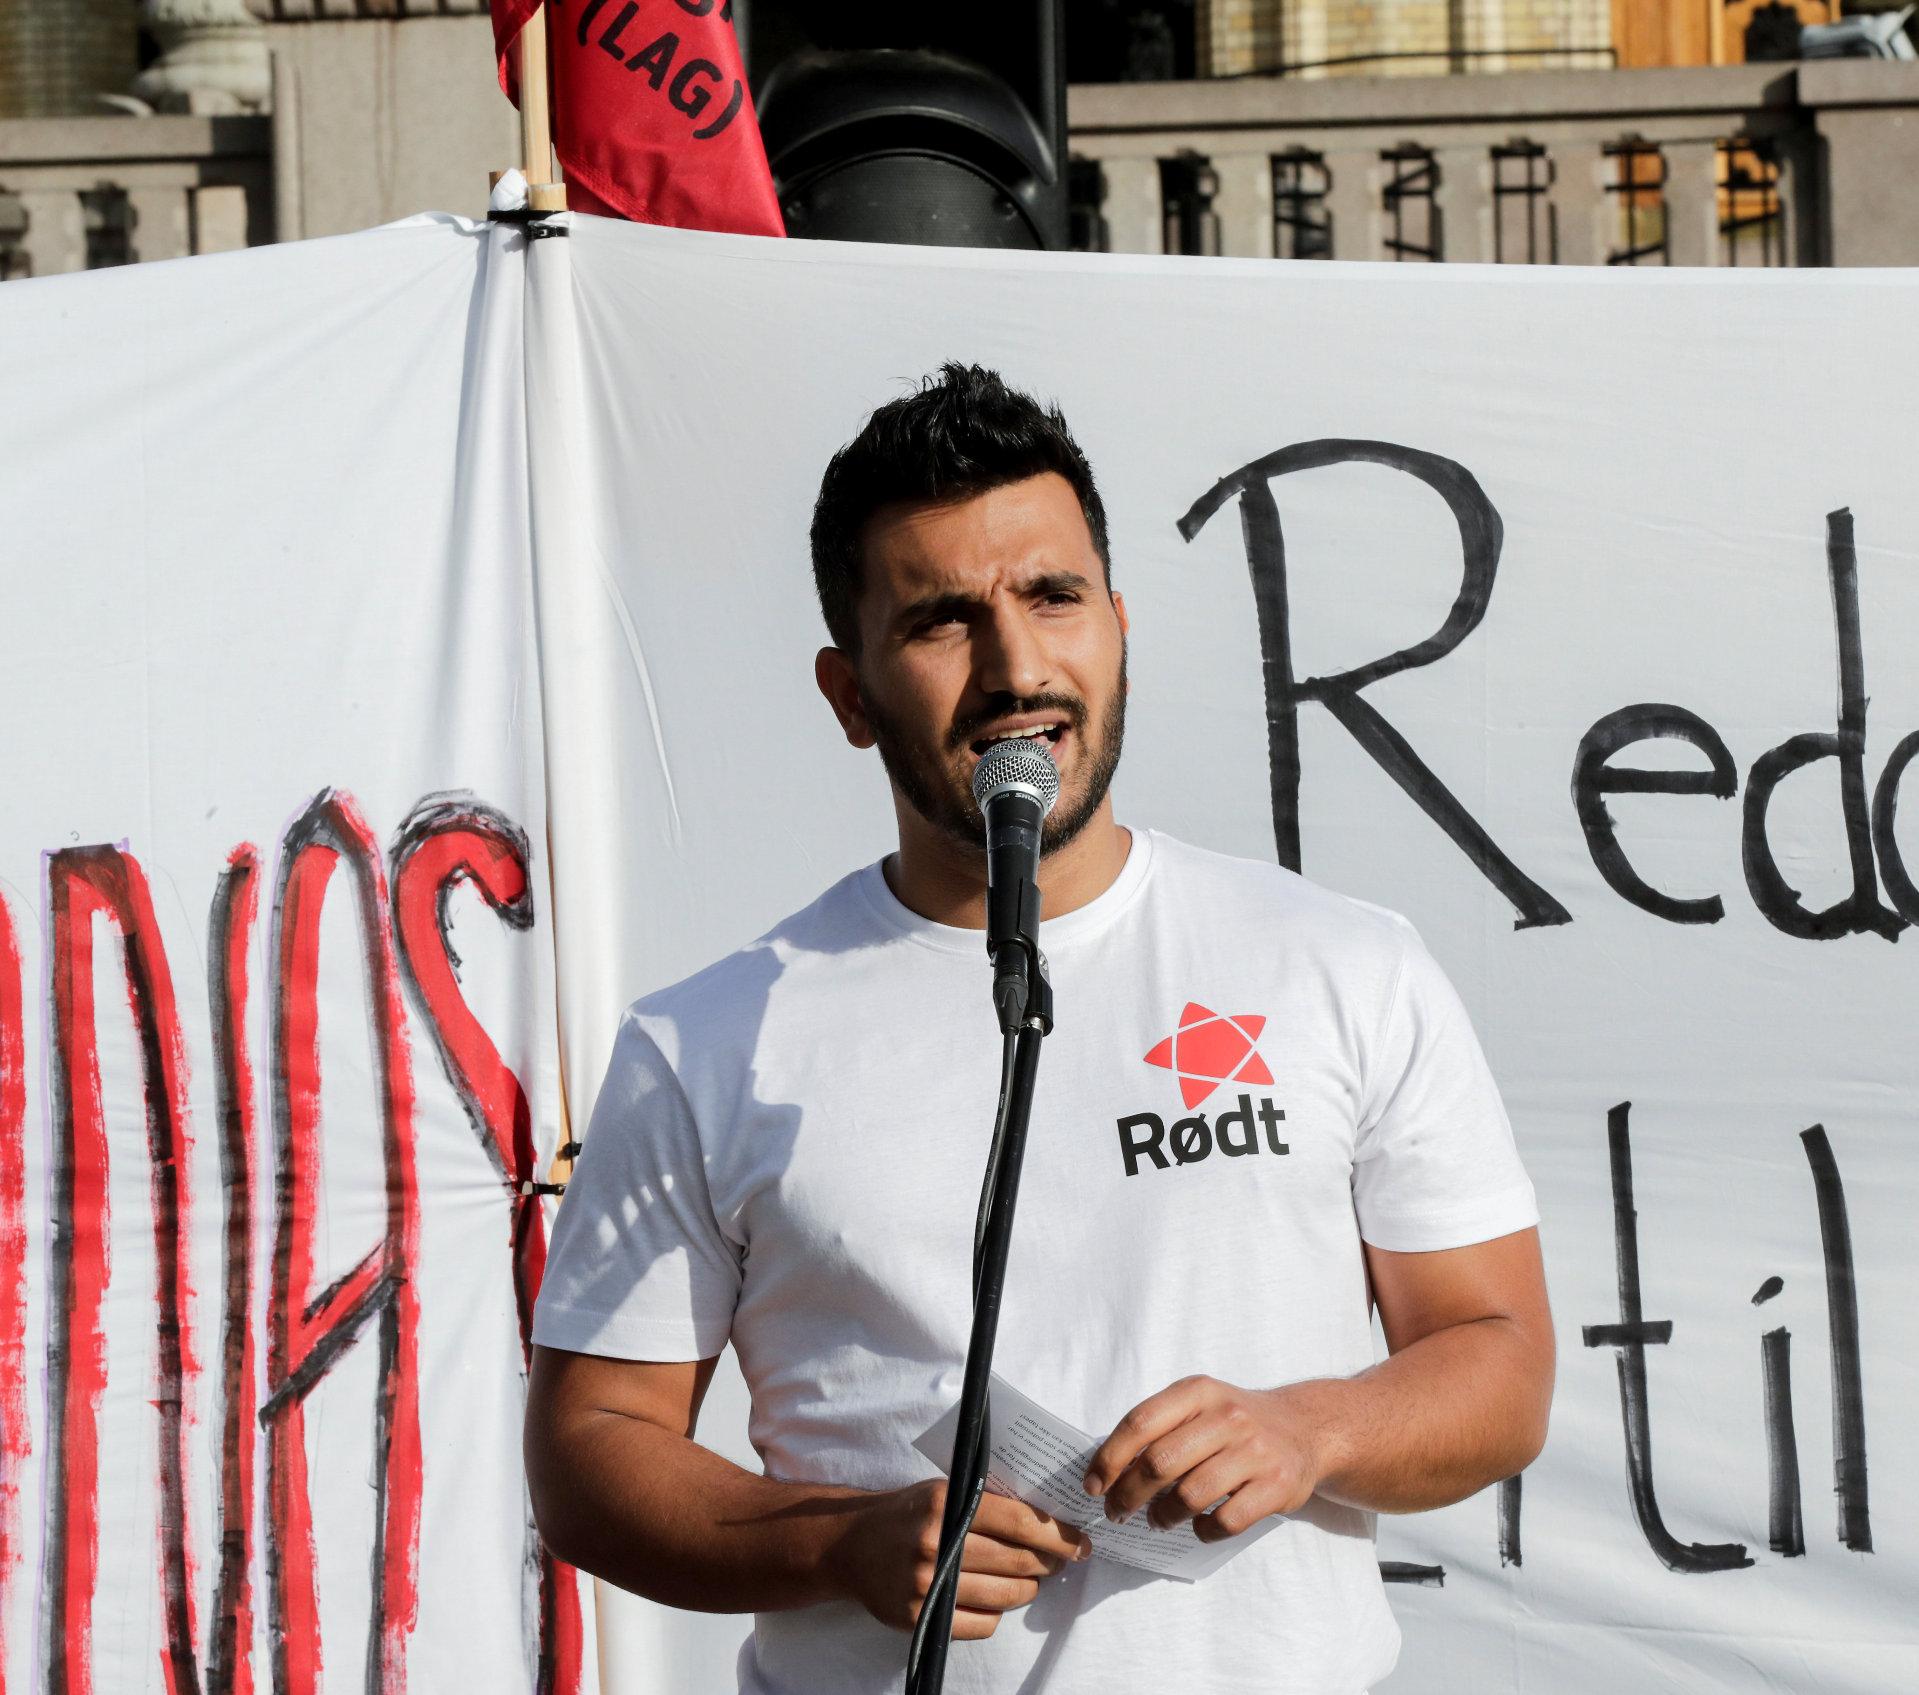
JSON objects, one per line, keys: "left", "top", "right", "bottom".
{"left": 391, "top": 796, "right": 583, "bottom": 1695}
{"left": 261, "top": 794, "right": 421, "bottom": 1695}
{"left": 207, "top": 850, "right": 262, "bottom": 1695}
{"left": 0, "top": 893, "right": 27, "bottom": 1695}
{"left": 43, "top": 847, "right": 201, "bottom": 1695}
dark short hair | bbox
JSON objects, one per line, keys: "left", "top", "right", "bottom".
{"left": 809, "top": 362, "right": 1111, "bottom": 654}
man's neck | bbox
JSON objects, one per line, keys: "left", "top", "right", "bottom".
{"left": 882, "top": 799, "right": 1132, "bottom": 931}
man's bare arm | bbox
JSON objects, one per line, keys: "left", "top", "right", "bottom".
{"left": 524, "top": 1345, "right": 1089, "bottom": 1635}
{"left": 525, "top": 1348, "right": 836, "bottom": 1611}
{"left": 1083, "top": 1227, "right": 1554, "bottom": 1536}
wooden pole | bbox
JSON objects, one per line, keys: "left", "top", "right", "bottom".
{"left": 511, "top": 3, "right": 572, "bottom": 1178}
{"left": 518, "top": 4, "right": 568, "bottom": 212}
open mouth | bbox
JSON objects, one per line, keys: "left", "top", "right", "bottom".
{"left": 969, "top": 722, "right": 1067, "bottom": 760}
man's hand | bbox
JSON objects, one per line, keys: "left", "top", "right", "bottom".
{"left": 529, "top": 1348, "right": 1096, "bottom": 1626}
{"left": 1081, "top": 1229, "right": 1556, "bottom": 1538}
{"left": 1083, "top": 1376, "right": 1334, "bottom": 1543}
{"left": 828, "top": 1479, "right": 1092, "bottom": 1640}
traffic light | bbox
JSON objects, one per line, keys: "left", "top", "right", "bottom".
{"left": 741, "top": 4, "right": 1068, "bottom": 250}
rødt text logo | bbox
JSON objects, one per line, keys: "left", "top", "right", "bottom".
{"left": 1119, "top": 1002, "right": 1288, "bottom": 1177}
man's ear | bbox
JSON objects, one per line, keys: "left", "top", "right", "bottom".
{"left": 815, "top": 647, "right": 876, "bottom": 748}
{"left": 1112, "top": 589, "right": 1130, "bottom": 638}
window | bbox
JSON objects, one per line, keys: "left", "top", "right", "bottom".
{"left": 1065, "top": 1, "right": 1198, "bottom": 83}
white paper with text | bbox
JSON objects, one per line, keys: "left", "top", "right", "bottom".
{"left": 915, "top": 1373, "right": 1281, "bottom": 1581}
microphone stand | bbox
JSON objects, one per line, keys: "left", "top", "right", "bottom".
{"left": 904, "top": 935, "right": 1053, "bottom": 1695}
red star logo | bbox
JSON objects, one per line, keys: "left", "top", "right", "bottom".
{"left": 1144, "top": 1003, "right": 1273, "bottom": 1110}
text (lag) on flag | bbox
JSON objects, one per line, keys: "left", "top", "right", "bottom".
{"left": 493, "top": 0, "right": 783, "bottom": 236}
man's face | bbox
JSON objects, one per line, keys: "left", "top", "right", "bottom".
{"left": 817, "top": 471, "right": 1129, "bottom": 855}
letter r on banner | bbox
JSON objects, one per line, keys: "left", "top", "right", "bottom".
{"left": 1179, "top": 440, "right": 1570, "bottom": 930}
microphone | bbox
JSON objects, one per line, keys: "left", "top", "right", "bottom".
{"left": 971, "top": 738, "right": 1060, "bottom": 1032}
{"left": 908, "top": 739, "right": 1063, "bottom": 1694}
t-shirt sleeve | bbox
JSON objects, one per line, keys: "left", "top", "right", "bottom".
{"left": 530, "top": 1013, "right": 743, "bottom": 1361}
{"left": 1350, "top": 921, "right": 1539, "bottom": 1253}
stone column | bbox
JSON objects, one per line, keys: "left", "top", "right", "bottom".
{"left": 1662, "top": 139, "right": 1722, "bottom": 268}
{"left": 126, "top": 185, "right": 192, "bottom": 263}
{"left": 133, "top": 0, "right": 271, "bottom": 116}
{"left": 193, "top": 184, "right": 252, "bottom": 254}
{"left": 16, "top": 188, "right": 86, "bottom": 277}
{"left": 1323, "top": 146, "right": 1377, "bottom": 261}
{"left": 1211, "top": 152, "right": 1276, "bottom": 258}
{"left": 1100, "top": 155, "right": 1165, "bottom": 256}
{"left": 1768, "top": 128, "right": 1821, "bottom": 268}
{"left": 1434, "top": 145, "right": 1491, "bottom": 263}
{"left": 1805, "top": 63, "right": 1919, "bottom": 266}
{"left": 1549, "top": 141, "right": 1608, "bottom": 266}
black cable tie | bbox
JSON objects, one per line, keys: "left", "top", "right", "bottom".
{"left": 558, "top": 1140, "right": 583, "bottom": 1161}
{"left": 515, "top": 1178, "right": 570, "bottom": 1198}
{"left": 487, "top": 206, "right": 569, "bottom": 238}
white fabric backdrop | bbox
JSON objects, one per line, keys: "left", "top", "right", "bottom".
{"left": 559, "top": 222, "right": 1919, "bottom": 1693}
{"left": 0, "top": 216, "right": 592, "bottom": 1695}
{"left": 1, "top": 210, "right": 1915, "bottom": 1692}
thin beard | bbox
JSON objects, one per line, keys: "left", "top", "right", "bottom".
{"left": 862, "top": 649, "right": 1127, "bottom": 858}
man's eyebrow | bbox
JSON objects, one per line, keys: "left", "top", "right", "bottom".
{"left": 894, "top": 588, "right": 980, "bottom": 630}
{"left": 893, "top": 571, "right": 1096, "bottom": 631}
{"left": 1025, "top": 570, "right": 1095, "bottom": 597}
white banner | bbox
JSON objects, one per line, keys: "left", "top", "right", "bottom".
{"left": 0, "top": 217, "right": 592, "bottom": 1695}
{"left": 562, "top": 224, "right": 1919, "bottom": 1692}
{"left": 3, "top": 212, "right": 1915, "bottom": 1691}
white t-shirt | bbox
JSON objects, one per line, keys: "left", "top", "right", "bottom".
{"left": 532, "top": 828, "right": 1538, "bottom": 1694}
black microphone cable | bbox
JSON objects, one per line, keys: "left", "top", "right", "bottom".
{"left": 906, "top": 738, "right": 1060, "bottom": 1694}
{"left": 903, "top": 1024, "right": 1018, "bottom": 1691}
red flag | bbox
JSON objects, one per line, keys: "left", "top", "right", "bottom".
{"left": 493, "top": 0, "right": 783, "bottom": 237}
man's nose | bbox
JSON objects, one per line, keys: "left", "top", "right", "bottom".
{"left": 972, "top": 601, "right": 1051, "bottom": 701}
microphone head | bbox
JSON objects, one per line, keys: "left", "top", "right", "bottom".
{"left": 971, "top": 737, "right": 1061, "bottom": 819}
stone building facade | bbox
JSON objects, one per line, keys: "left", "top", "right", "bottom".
{"left": 1198, "top": 0, "right": 1616, "bottom": 77}
{"left": 2, "top": 1, "right": 1917, "bottom": 276}
{"left": 0, "top": 0, "right": 140, "bottom": 118}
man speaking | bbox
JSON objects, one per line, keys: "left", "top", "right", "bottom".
{"left": 524, "top": 364, "right": 1554, "bottom": 1693}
